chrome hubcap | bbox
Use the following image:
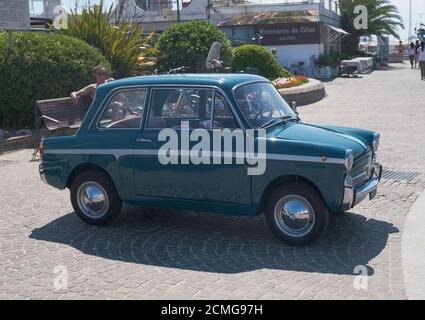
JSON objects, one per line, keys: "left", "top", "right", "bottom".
{"left": 274, "top": 195, "right": 315, "bottom": 238}
{"left": 77, "top": 182, "right": 109, "bottom": 218}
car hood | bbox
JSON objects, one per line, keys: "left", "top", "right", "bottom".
{"left": 272, "top": 123, "right": 369, "bottom": 158}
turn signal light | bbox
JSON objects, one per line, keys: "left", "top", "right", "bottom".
{"left": 39, "top": 141, "right": 43, "bottom": 161}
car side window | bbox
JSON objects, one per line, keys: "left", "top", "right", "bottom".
{"left": 209, "top": 93, "right": 239, "bottom": 129}
{"left": 98, "top": 89, "right": 146, "bottom": 129}
{"left": 146, "top": 88, "right": 213, "bottom": 129}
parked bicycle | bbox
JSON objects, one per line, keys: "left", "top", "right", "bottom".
{"left": 309, "top": 55, "right": 328, "bottom": 79}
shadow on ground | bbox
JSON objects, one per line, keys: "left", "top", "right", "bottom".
{"left": 30, "top": 207, "right": 398, "bottom": 275}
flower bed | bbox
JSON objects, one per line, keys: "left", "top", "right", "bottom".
{"left": 274, "top": 77, "right": 325, "bottom": 107}
{"left": 273, "top": 76, "right": 309, "bottom": 89}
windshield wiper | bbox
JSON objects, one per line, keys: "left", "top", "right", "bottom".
{"left": 260, "top": 116, "right": 298, "bottom": 129}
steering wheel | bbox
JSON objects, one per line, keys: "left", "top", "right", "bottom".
{"left": 253, "top": 104, "right": 273, "bottom": 122}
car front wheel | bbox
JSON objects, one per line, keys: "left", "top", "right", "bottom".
{"left": 70, "top": 171, "right": 122, "bottom": 226}
{"left": 265, "top": 182, "right": 329, "bottom": 246}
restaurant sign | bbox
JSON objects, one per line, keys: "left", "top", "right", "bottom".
{"left": 255, "top": 22, "right": 321, "bottom": 45}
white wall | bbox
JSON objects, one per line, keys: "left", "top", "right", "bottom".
{"left": 264, "top": 44, "right": 324, "bottom": 69}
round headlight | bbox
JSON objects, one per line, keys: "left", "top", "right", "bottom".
{"left": 373, "top": 132, "right": 380, "bottom": 152}
{"left": 345, "top": 149, "right": 354, "bottom": 171}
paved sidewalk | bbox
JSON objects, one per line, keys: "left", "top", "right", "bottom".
{"left": 0, "top": 63, "right": 424, "bottom": 299}
{"left": 402, "top": 191, "right": 425, "bottom": 299}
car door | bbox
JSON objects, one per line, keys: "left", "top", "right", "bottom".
{"left": 133, "top": 87, "right": 251, "bottom": 205}
{"left": 85, "top": 88, "right": 147, "bottom": 200}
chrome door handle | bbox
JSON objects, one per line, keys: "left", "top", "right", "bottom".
{"left": 136, "top": 138, "right": 152, "bottom": 143}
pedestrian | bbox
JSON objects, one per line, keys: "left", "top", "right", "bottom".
{"left": 271, "top": 48, "right": 278, "bottom": 61}
{"left": 419, "top": 42, "right": 425, "bottom": 80}
{"left": 408, "top": 42, "right": 416, "bottom": 69}
{"left": 415, "top": 40, "right": 421, "bottom": 69}
{"left": 396, "top": 41, "right": 404, "bottom": 63}
{"left": 70, "top": 65, "right": 114, "bottom": 105}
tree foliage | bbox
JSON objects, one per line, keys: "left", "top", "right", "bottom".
{"left": 155, "top": 21, "right": 233, "bottom": 73}
{"left": 340, "top": 0, "right": 404, "bottom": 55}
{"left": 232, "top": 45, "right": 292, "bottom": 80}
{"left": 0, "top": 32, "right": 109, "bottom": 129}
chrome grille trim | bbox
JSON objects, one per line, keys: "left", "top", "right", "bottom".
{"left": 351, "top": 152, "right": 372, "bottom": 187}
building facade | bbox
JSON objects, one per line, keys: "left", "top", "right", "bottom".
{"left": 29, "top": 0, "right": 349, "bottom": 69}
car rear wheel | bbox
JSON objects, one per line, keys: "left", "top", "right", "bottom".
{"left": 265, "top": 182, "right": 329, "bottom": 246}
{"left": 70, "top": 171, "right": 122, "bottom": 225}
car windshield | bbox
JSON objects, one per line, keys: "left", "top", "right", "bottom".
{"left": 234, "top": 82, "right": 297, "bottom": 128}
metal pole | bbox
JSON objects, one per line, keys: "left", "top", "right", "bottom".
{"left": 176, "top": 0, "right": 180, "bottom": 22}
{"left": 7, "top": 31, "right": 13, "bottom": 56}
{"left": 409, "top": 0, "right": 412, "bottom": 40}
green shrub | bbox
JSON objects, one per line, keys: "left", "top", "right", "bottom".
{"left": 232, "top": 45, "right": 292, "bottom": 80}
{"left": 318, "top": 52, "right": 346, "bottom": 68}
{"left": 0, "top": 32, "right": 110, "bottom": 129}
{"left": 156, "top": 21, "right": 232, "bottom": 73}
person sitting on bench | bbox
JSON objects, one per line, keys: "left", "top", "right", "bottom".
{"left": 70, "top": 65, "right": 114, "bottom": 105}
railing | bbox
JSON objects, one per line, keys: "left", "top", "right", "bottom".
{"left": 211, "top": 0, "right": 340, "bottom": 14}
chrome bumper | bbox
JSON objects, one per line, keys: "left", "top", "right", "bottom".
{"left": 352, "top": 172, "right": 379, "bottom": 206}
{"left": 39, "top": 163, "right": 47, "bottom": 184}
{"left": 342, "top": 163, "right": 382, "bottom": 211}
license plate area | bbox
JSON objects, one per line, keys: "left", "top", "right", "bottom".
{"left": 369, "top": 189, "right": 377, "bottom": 200}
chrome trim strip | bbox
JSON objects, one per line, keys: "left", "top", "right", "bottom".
{"left": 305, "top": 124, "right": 369, "bottom": 151}
{"left": 326, "top": 130, "right": 368, "bottom": 150}
{"left": 43, "top": 148, "right": 344, "bottom": 164}
{"left": 352, "top": 171, "right": 368, "bottom": 181}
{"left": 43, "top": 148, "right": 134, "bottom": 160}
{"left": 267, "top": 154, "right": 344, "bottom": 164}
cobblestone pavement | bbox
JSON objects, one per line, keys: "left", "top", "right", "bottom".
{"left": 0, "top": 64, "right": 424, "bottom": 300}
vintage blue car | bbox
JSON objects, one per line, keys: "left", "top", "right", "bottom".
{"left": 39, "top": 74, "right": 382, "bottom": 246}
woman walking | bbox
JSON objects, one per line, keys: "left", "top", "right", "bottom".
{"left": 419, "top": 42, "right": 425, "bottom": 81}
{"left": 408, "top": 42, "right": 416, "bottom": 69}
{"left": 415, "top": 40, "right": 421, "bottom": 69}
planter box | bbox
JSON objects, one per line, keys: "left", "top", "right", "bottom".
{"left": 278, "top": 78, "right": 326, "bottom": 107}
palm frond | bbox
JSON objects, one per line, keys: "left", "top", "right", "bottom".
{"left": 55, "top": 0, "right": 157, "bottom": 78}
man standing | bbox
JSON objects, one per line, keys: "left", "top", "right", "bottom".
{"left": 415, "top": 40, "right": 421, "bottom": 69}
{"left": 70, "top": 65, "right": 114, "bottom": 105}
{"left": 271, "top": 48, "right": 278, "bottom": 61}
{"left": 396, "top": 41, "right": 405, "bottom": 63}
{"left": 419, "top": 41, "right": 425, "bottom": 80}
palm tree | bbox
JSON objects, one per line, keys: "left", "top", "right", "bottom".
{"left": 339, "top": 0, "right": 404, "bottom": 55}
{"left": 56, "top": 0, "right": 157, "bottom": 78}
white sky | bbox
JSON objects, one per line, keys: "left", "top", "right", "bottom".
{"left": 390, "top": 0, "right": 425, "bottom": 40}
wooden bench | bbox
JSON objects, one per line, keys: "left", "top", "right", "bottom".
{"left": 35, "top": 95, "right": 92, "bottom": 131}
{"left": 31, "top": 95, "right": 92, "bottom": 161}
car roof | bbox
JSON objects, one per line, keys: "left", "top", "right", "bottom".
{"left": 98, "top": 73, "right": 268, "bottom": 93}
